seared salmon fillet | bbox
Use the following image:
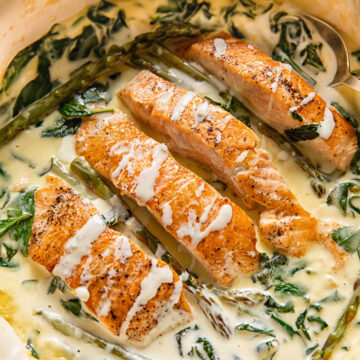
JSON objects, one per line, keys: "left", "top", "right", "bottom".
{"left": 75, "top": 110, "right": 258, "bottom": 286}
{"left": 119, "top": 70, "right": 345, "bottom": 263}
{"left": 182, "top": 32, "right": 357, "bottom": 172}
{"left": 29, "top": 176, "right": 192, "bottom": 347}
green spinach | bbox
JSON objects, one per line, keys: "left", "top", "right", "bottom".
{"left": 307, "top": 315, "right": 328, "bottom": 331}
{"left": 331, "top": 226, "right": 360, "bottom": 253}
{"left": 269, "top": 313, "right": 299, "bottom": 337}
{"left": 285, "top": 123, "right": 319, "bottom": 142}
{"left": 42, "top": 118, "right": 82, "bottom": 138}
{"left": 9, "top": 188, "right": 36, "bottom": 256}
{"left": 69, "top": 25, "right": 99, "bottom": 61}
{"left": 13, "top": 52, "right": 53, "bottom": 116}
{"left": 150, "top": 0, "right": 212, "bottom": 25}
{"left": 251, "top": 252, "right": 288, "bottom": 288}
{"left": 188, "top": 337, "right": 217, "bottom": 360}
{"left": 61, "top": 298, "right": 97, "bottom": 321}
{"left": 47, "top": 275, "right": 67, "bottom": 294}
{"left": 274, "top": 282, "right": 307, "bottom": 297}
{"left": 175, "top": 325, "right": 199, "bottom": 356}
{"left": 59, "top": 83, "right": 113, "bottom": 118}
{"left": 26, "top": 338, "right": 40, "bottom": 359}
{"left": 295, "top": 309, "right": 311, "bottom": 340}
{"left": 319, "top": 290, "right": 343, "bottom": 303}
{"left": 235, "top": 323, "right": 275, "bottom": 337}
{"left": 264, "top": 296, "right": 295, "bottom": 313}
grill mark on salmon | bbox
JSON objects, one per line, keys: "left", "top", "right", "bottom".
{"left": 119, "top": 70, "right": 346, "bottom": 264}
{"left": 75, "top": 110, "right": 259, "bottom": 287}
{"left": 181, "top": 32, "right": 357, "bottom": 172}
{"left": 29, "top": 176, "right": 192, "bottom": 347}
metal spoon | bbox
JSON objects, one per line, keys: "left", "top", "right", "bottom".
{"left": 305, "top": 14, "right": 360, "bottom": 92}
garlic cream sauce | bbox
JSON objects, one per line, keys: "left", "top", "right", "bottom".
{"left": 0, "top": 1, "right": 359, "bottom": 360}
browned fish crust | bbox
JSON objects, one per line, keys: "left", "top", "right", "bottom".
{"left": 183, "top": 32, "right": 357, "bottom": 172}
{"left": 75, "top": 111, "right": 259, "bottom": 286}
{"left": 29, "top": 176, "right": 192, "bottom": 346}
{"left": 119, "top": 70, "right": 345, "bottom": 263}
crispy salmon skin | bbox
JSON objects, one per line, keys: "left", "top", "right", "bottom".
{"left": 29, "top": 176, "right": 192, "bottom": 347}
{"left": 182, "top": 32, "right": 357, "bottom": 172}
{"left": 75, "top": 110, "right": 259, "bottom": 287}
{"left": 119, "top": 70, "right": 345, "bottom": 264}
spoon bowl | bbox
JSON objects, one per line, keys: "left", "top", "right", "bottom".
{"left": 305, "top": 14, "right": 360, "bottom": 92}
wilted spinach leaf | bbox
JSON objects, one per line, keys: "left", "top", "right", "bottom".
{"left": 235, "top": 323, "right": 275, "bottom": 337}
{"left": 269, "top": 313, "right": 299, "bottom": 337}
{"left": 48, "top": 38, "right": 73, "bottom": 60}
{"left": 331, "top": 226, "right": 360, "bottom": 253}
{"left": 188, "top": 337, "right": 217, "bottom": 360}
{"left": 0, "top": 163, "right": 8, "bottom": 179}
{"left": 295, "top": 309, "right": 311, "bottom": 340}
{"left": 111, "top": 9, "right": 128, "bottom": 33}
{"left": 300, "top": 43, "right": 325, "bottom": 71}
{"left": 87, "top": 6, "right": 111, "bottom": 25}
{"left": 69, "top": 25, "right": 99, "bottom": 61}
{"left": 175, "top": 325, "right": 199, "bottom": 356}
{"left": 26, "top": 338, "right": 40, "bottom": 359}
{"left": 47, "top": 275, "right": 67, "bottom": 294}
{"left": 9, "top": 188, "right": 36, "bottom": 256}
{"left": 319, "top": 290, "right": 343, "bottom": 303}
{"left": 285, "top": 123, "right": 319, "bottom": 142}
{"left": 0, "top": 24, "right": 57, "bottom": 93}
{"left": 151, "top": 0, "right": 212, "bottom": 25}
{"left": 13, "top": 52, "right": 53, "bottom": 116}
{"left": 252, "top": 252, "right": 288, "bottom": 288}
{"left": 307, "top": 315, "right": 328, "bottom": 331}
{"left": 61, "top": 298, "right": 97, "bottom": 321}
{"left": 264, "top": 296, "right": 294, "bottom": 313}
{"left": 0, "top": 212, "right": 31, "bottom": 238}
{"left": 42, "top": 118, "right": 81, "bottom": 138}
{"left": 274, "top": 282, "right": 307, "bottom": 297}
{"left": 59, "top": 83, "right": 112, "bottom": 118}
{"left": 271, "top": 12, "right": 324, "bottom": 84}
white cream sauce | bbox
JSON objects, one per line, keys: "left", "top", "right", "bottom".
{"left": 53, "top": 215, "right": 106, "bottom": 280}
{"left": 119, "top": 259, "right": 174, "bottom": 341}
{"left": 318, "top": 106, "right": 336, "bottom": 139}
{"left": 0, "top": 1, "right": 359, "bottom": 360}
{"left": 171, "top": 92, "right": 196, "bottom": 122}
{"left": 135, "top": 143, "right": 169, "bottom": 203}
{"left": 213, "top": 38, "right": 227, "bottom": 58}
{"left": 289, "top": 92, "right": 316, "bottom": 113}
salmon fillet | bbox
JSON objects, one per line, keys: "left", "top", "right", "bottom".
{"left": 181, "top": 32, "right": 357, "bottom": 172}
{"left": 119, "top": 70, "right": 345, "bottom": 263}
{"left": 75, "top": 110, "right": 258, "bottom": 287}
{"left": 29, "top": 176, "right": 192, "bottom": 347}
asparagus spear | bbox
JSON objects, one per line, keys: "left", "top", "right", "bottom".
{"left": 70, "top": 157, "right": 232, "bottom": 338}
{"left": 129, "top": 44, "right": 327, "bottom": 197}
{"left": 34, "top": 309, "right": 152, "bottom": 360}
{"left": 311, "top": 278, "right": 360, "bottom": 360}
{"left": 0, "top": 24, "right": 202, "bottom": 147}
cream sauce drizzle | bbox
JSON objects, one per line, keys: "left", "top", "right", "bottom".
{"left": 318, "top": 106, "right": 335, "bottom": 139}
{"left": 135, "top": 143, "right": 168, "bottom": 203}
{"left": 177, "top": 199, "right": 233, "bottom": 247}
{"left": 171, "top": 92, "right": 195, "bottom": 121}
{"left": 161, "top": 201, "right": 173, "bottom": 226}
{"left": 97, "top": 236, "right": 133, "bottom": 317}
{"left": 289, "top": 92, "right": 316, "bottom": 112}
{"left": 119, "top": 259, "right": 173, "bottom": 339}
{"left": 194, "top": 99, "right": 209, "bottom": 124}
{"left": 213, "top": 38, "right": 227, "bottom": 58}
{"left": 53, "top": 215, "right": 106, "bottom": 279}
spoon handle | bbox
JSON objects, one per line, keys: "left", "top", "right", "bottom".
{"left": 342, "top": 75, "right": 360, "bottom": 92}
